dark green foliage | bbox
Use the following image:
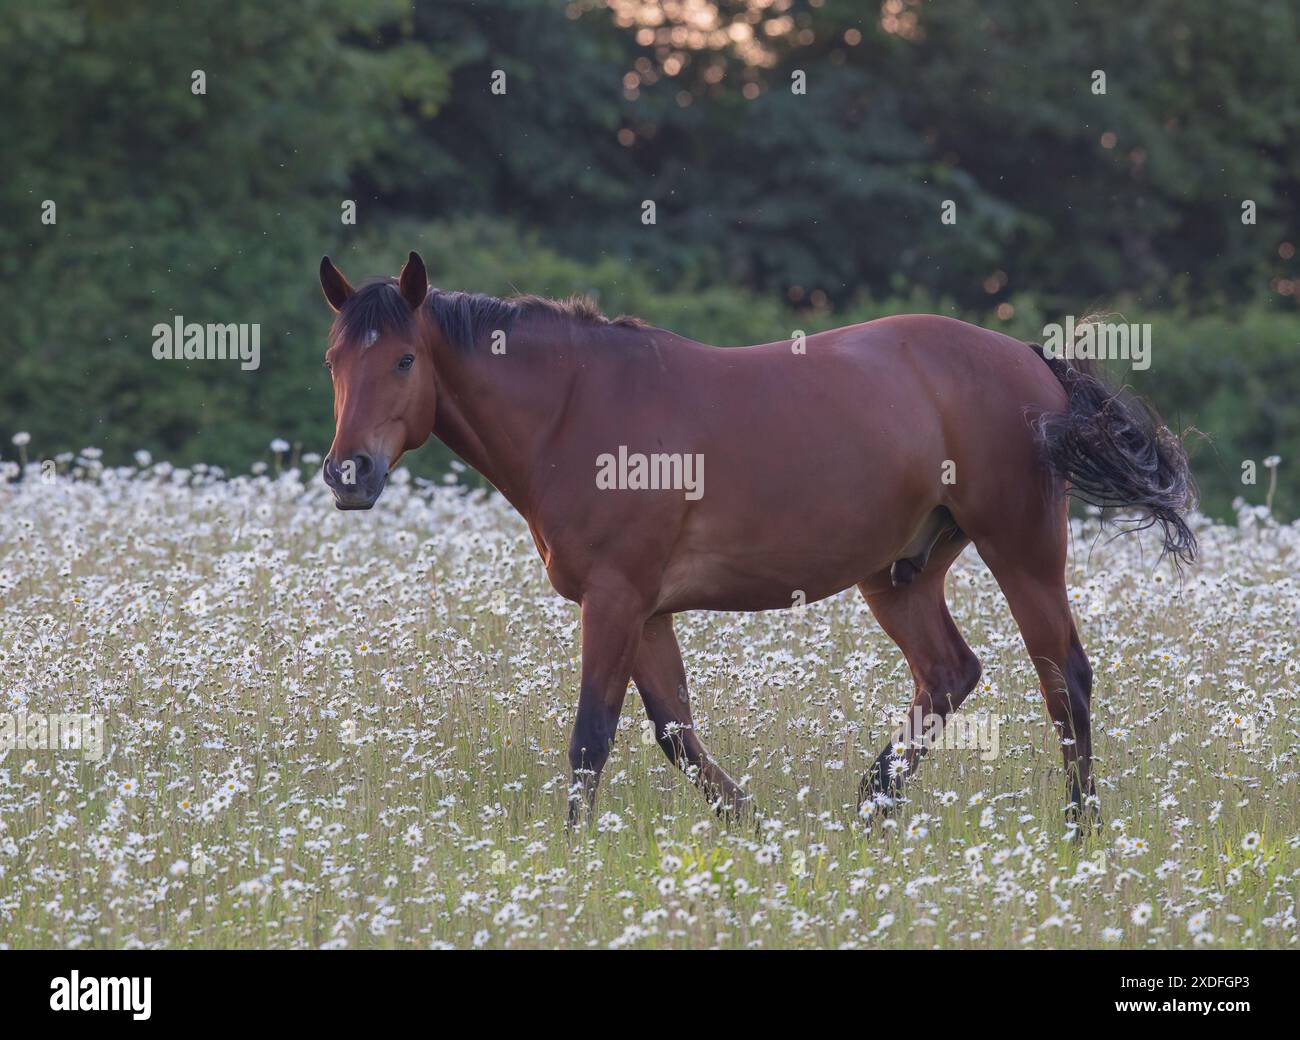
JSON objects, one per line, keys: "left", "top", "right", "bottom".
{"left": 2, "top": 0, "right": 1296, "bottom": 519}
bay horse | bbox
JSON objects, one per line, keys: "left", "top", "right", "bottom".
{"left": 317, "top": 252, "right": 1195, "bottom": 828}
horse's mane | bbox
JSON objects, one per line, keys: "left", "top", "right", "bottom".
{"left": 430, "top": 289, "right": 647, "bottom": 350}
{"left": 335, "top": 278, "right": 646, "bottom": 351}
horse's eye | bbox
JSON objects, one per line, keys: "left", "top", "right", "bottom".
{"left": 398, "top": 354, "right": 415, "bottom": 371}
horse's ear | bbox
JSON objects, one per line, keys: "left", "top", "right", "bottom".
{"left": 398, "top": 251, "right": 428, "bottom": 310}
{"left": 319, "top": 256, "right": 354, "bottom": 313}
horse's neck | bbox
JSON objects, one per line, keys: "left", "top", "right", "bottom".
{"left": 429, "top": 327, "right": 580, "bottom": 514}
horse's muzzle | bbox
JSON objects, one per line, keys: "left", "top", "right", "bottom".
{"left": 322, "top": 452, "right": 388, "bottom": 510}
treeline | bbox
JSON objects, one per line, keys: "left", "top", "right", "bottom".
{"left": 2, "top": 0, "right": 1297, "bottom": 518}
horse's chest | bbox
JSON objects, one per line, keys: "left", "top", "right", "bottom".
{"left": 527, "top": 521, "right": 583, "bottom": 603}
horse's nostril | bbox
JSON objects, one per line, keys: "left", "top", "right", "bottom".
{"left": 353, "top": 453, "right": 374, "bottom": 478}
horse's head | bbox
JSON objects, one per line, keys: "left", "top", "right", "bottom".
{"left": 318, "top": 252, "right": 437, "bottom": 510}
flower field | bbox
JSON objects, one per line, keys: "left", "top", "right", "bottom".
{"left": 1, "top": 452, "right": 1296, "bottom": 948}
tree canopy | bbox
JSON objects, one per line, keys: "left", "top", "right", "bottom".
{"left": 2, "top": 0, "right": 1297, "bottom": 517}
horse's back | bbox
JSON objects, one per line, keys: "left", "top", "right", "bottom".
{"left": 818, "top": 313, "right": 1060, "bottom": 399}
{"left": 630, "top": 315, "right": 1067, "bottom": 607}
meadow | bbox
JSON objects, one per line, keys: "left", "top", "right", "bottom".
{"left": 1, "top": 448, "right": 1297, "bottom": 949}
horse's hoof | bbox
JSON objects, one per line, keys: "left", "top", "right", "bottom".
{"left": 1064, "top": 800, "right": 1102, "bottom": 838}
{"left": 718, "top": 792, "right": 755, "bottom": 825}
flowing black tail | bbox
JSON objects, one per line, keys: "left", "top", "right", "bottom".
{"left": 1030, "top": 344, "right": 1197, "bottom": 567}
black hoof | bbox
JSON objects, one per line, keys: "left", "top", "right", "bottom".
{"left": 858, "top": 757, "right": 905, "bottom": 822}
{"left": 1064, "top": 798, "right": 1102, "bottom": 838}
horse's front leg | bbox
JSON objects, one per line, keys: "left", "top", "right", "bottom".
{"left": 633, "top": 613, "right": 751, "bottom": 818}
{"left": 567, "top": 581, "right": 647, "bottom": 826}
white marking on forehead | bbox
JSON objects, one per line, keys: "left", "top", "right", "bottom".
{"left": 363, "top": 329, "right": 379, "bottom": 348}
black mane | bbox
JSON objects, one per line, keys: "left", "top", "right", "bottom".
{"left": 429, "top": 290, "right": 647, "bottom": 351}
{"left": 334, "top": 278, "right": 646, "bottom": 351}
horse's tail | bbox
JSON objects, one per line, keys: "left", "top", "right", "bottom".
{"left": 1029, "top": 343, "right": 1197, "bottom": 567}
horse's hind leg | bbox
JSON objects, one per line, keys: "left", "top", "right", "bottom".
{"left": 857, "top": 538, "right": 982, "bottom": 808}
{"left": 632, "top": 613, "right": 751, "bottom": 817}
{"left": 973, "top": 507, "right": 1098, "bottom": 831}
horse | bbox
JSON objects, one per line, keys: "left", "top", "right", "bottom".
{"left": 317, "top": 251, "right": 1196, "bottom": 828}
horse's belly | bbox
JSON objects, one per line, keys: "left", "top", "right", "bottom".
{"left": 653, "top": 478, "right": 944, "bottom": 612}
{"left": 654, "top": 534, "right": 895, "bottom": 613}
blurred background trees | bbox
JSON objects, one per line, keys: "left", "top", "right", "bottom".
{"left": 3, "top": 0, "right": 1297, "bottom": 517}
